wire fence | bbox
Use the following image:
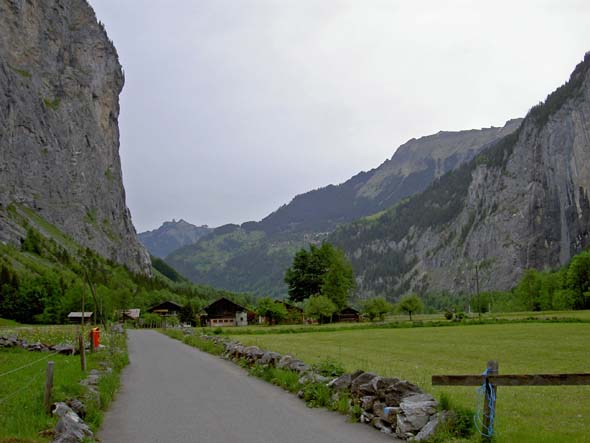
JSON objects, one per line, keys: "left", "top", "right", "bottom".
{"left": 0, "top": 351, "right": 57, "bottom": 379}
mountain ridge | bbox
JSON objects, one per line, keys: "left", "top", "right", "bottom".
{"left": 139, "top": 219, "right": 211, "bottom": 258}
{"left": 166, "top": 118, "right": 521, "bottom": 296}
{"left": 330, "top": 52, "right": 590, "bottom": 298}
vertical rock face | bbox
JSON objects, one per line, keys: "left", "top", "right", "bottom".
{"left": 0, "top": 0, "right": 150, "bottom": 274}
{"left": 331, "top": 52, "right": 590, "bottom": 297}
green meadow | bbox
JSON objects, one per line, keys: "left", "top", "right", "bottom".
{"left": 234, "top": 322, "right": 590, "bottom": 443}
{"left": 0, "top": 325, "right": 127, "bottom": 442}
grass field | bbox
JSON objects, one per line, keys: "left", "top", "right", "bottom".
{"left": 211, "top": 309, "right": 590, "bottom": 336}
{"left": 233, "top": 322, "right": 590, "bottom": 443}
{"left": 0, "top": 325, "right": 127, "bottom": 442}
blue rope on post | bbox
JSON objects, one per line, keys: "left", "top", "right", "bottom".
{"left": 474, "top": 367, "right": 497, "bottom": 440}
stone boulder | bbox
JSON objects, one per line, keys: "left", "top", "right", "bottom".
{"left": 350, "top": 371, "right": 378, "bottom": 396}
{"left": 277, "top": 355, "right": 294, "bottom": 369}
{"left": 396, "top": 393, "right": 438, "bottom": 437}
{"left": 52, "top": 344, "right": 76, "bottom": 355}
{"left": 327, "top": 373, "right": 352, "bottom": 391}
{"left": 382, "top": 380, "right": 423, "bottom": 406}
{"left": 298, "top": 372, "right": 331, "bottom": 385}
{"left": 52, "top": 402, "right": 93, "bottom": 443}
{"left": 258, "top": 351, "right": 282, "bottom": 366}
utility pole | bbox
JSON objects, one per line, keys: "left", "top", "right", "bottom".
{"left": 475, "top": 263, "right": 481, "bottom": 320}
{"left": 80, "top": 290, "right": 86, "bottom": 372}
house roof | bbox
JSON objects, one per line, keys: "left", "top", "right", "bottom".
{"left": 339, "top": 306, "right": 360, "bottom": 314}
{"left": 275, "top": 300, "right": 303, "bottom": 312}
{"left": 122, "top": 308, "right": 141, "bottom": 319}
{"left": 68, "top": 312, "right": 93, "bottom": 318}
{"left": 204, "top": 297, "right": 247, "bottom": 315}
{"left": 147, "top": 301, "right": 183, "bottom": 313}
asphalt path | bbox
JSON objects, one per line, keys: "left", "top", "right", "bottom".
{"left": 99, "top": 329, "right": 395, "bottom": 443}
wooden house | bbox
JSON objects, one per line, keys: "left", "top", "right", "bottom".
{"left": 67, "top": 311, "right": 93, "bottom": 324}
{"left": 120, "top": 308, "right": 141, "bottom": 323}
{"left": 147, "top": 301, "right": 182, "bottom": 317}
{"left": 334, "top": 306, "right": 360, "bottom": 322}
{"left": 203, "top": 297, "right": 249, "bottom": 327}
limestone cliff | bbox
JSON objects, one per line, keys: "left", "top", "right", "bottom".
{"left": 331, "top": 52, "right": 590, "bottom": 298}
{"left": 0, "top": 0, "right": 150, "bottom": 274}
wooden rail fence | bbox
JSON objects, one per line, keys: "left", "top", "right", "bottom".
{"left": 432, "top": 360, "right": 590, "bottom": 442}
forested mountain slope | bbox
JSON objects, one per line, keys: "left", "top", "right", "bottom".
{"left": 331, "top": 52, "right": 590, "bottom": 299}
{"left": 167, "top": 120, "right": 520, "bottom": 296}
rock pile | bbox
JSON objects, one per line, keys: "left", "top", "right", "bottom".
{"left": 204, "top": 336, "right": 445, "bottom": 440}
{"left": 52, "top": 402, "right": 93, "bottom": 443}
{"left": 0, "top": 335, "right": 76, "bottom": 354}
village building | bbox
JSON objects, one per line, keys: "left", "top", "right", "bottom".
{"left": 119, "top": 308, "right": 141, "bottom": 323}
{"left": 334, "top": 306, "right": 360, "bottom": 322}
{"left": 147, "top": 301, "right": 182, "bottom": 317}
{"left": 202, "top": 297, "right": 250, "bottom": 327}
{"left": 67, "top": 311, "right": 93, "bottom": 324}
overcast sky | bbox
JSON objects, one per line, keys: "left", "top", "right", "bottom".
{"left": 91, "top": 1, "right": 590, "bottom": 233}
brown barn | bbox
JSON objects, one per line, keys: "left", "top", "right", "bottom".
{"left": 147, "top": 301, "right": 182, "bottom": 317}
{"left": 203, "top": 297, "right": 249, "bottom": 327}
{"left": 334, "top": 306, "right": 360, "bottom": 322}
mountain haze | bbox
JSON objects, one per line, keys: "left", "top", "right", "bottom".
{"left": 166, "top": 120, "right": 521, "bottom": 296}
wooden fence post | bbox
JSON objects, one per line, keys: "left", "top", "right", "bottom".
{"left": 79, "top": 332, "right": 86, "bottom": 372}
{"left": 44, "top": 361, "right": 54, "bottom": 414}
{"left": 482, "top": 360, "right": 498, "bottom": 442}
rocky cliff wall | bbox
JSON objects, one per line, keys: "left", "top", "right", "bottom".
{"left": 0, "top": 0, "right": 150, "bottom": 273}
{"left": 332, "top": 53, "right": 590, "bottom": 297}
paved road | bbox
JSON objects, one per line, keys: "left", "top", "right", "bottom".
{"left": 100, "top": 330, "right": 394, "bottom": 443}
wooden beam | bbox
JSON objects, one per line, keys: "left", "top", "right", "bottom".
{"left": 432, "top": 373, "right": 590, "bottom": 386}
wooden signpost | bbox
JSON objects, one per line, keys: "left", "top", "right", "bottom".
{"left": 432, "top": 360, "right": 590, "bottom": 442}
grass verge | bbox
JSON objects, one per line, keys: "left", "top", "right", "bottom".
{"left": 0, "top": 327, "right": 128, "bottom": 442}
{"left": 233, "top": 322, "right": 590, "bottom": 443}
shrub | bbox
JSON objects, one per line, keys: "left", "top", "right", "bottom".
{"left": 301, "top": 382, "right": 332, "bottom": 408}
{"left": 433, "top": 393, "right": 475, "bottom": 441}
{"left": 312, "top": 358, "right": 345, "bottom": 377}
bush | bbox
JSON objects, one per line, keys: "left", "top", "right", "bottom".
{"left": 433, "top": 393, "right": 475, "bottom": 441}
{"left": 301, "top": 382, "right": 332, "bottom": 408}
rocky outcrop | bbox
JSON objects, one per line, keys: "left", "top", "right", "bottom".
{"left": 139, "top": 219, "right": 211, "bottom": 258}
{"left": 332, "top": 52, "right": 590, "bottom": 297}
{"left": 0, "top": 0, "right": 150, "bottom": 274}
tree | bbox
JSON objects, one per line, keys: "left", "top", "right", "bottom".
{"left": 362, "top": 297, "right": 392, "bottom": 321}
{"left": 285, "top": 243, "right": 354, "bottom": 309}
{"left": 397, "top": 294, "right": 424, "bottom": 321}
{"left": 179, "top": 300, "right": 203, "bottom": 325}
{"left": 304, "top": 295, "right": 336, "bottom": 324}
{"left": 256, "top": 297, "right": 288, "bottom": 325}
{"left": 566, "top": 251, "right": 590, "bottom": 309}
